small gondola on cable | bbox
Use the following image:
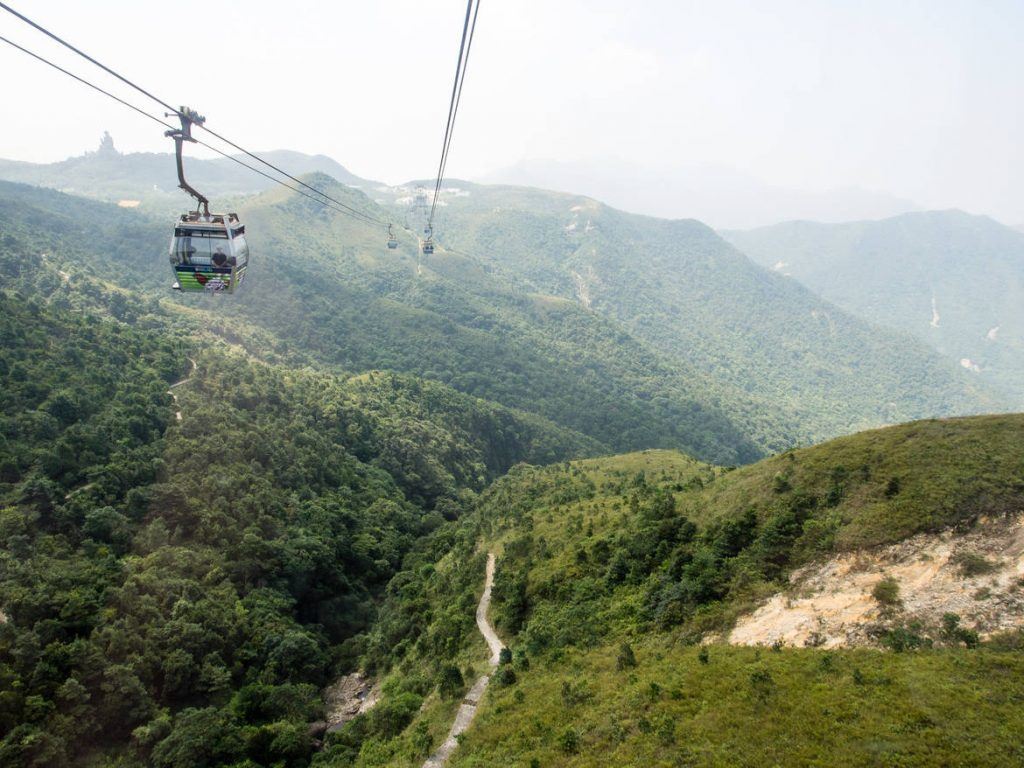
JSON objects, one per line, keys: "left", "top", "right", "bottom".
{"left": 386, "top": 223, "right": 398, "bottom": 249}
{"left": 421, "top": 226, "right": 435, "bottom": 255}
{"left": 165, "top": 107, "right": 249, "bottom": 293}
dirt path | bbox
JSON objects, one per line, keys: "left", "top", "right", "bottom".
{"left": 168, "top": 358, "right": 197, "bottom": 422}
{"left": 423, "top": 553, "right": 502, "bottom": 768}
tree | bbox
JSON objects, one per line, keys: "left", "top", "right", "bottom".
{"left": 438, "top": 664, "right": 464, "bottom": 700}
{"left": 150, "top": 708, "right": 244, "bottom": 768}
{"left": 616, "top": 642, "right": 637, "bottom": 671}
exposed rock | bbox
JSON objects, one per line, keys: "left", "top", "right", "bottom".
{"left": 730, "top": 515, "right": 1024, "bottom": 648}
{"left": 324, "top": 672, "right": 381, "bottom": 733}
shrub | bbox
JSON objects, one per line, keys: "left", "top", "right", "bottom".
{"left": 410, "top": 721, "right": 432, "bottom": 758}
{"left": 941, "top": 613, "right": 979, "bottom": 648}
{"left": 882, "top": 624, "right": 929, "bottom": 652}
{"left": 560, "top": 727, "right": 580, "bottom": 755}
{"left": 697, "top": 647, "right": 709, "bottom": 665}
{"left": 749, "top": 668, "right": 774, "bottom": 703}
{"left": 953, "top": 551, "right": 998, "bottom": 577}
{"left": 560, "top": 680, "right": 592, "bottom": 707}
{"left": 499, "top": 647, "right": 513, "bottom": 665}
{"left": 497, "top": 666, "right": 517, "bottom": 686}
{"left": 616, "top": 643, "right": 637, "bottom": 671}
{"left": 656, "top": 715, "right": 677, "bottom": 746}
{"left": 872, "top": 576, "right": 901, "bottom": 607}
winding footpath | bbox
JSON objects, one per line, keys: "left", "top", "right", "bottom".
{"left": 423, "top": 552, "right": 503, "bottom": 768}
{"left": 168, "top": 357, "right": 197, "bottom": 422}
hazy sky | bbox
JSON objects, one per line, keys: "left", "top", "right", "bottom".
{"left": 1, "top": 0, "right": 1022, "bottom": 222}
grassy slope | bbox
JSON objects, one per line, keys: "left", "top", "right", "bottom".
{"left": 439, "top": 415, "right": 1024, "bottom": 767}
{"left": 455, "top": 637, "right": 1024, "bottom": 768}
{"left": 697, "top": 414, "right": 1024, "bottom": 550}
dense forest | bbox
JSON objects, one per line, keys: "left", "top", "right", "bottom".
{"left": 0, "top": 239, "right": 598, "bottom": 766}
{"left": 1, "top": 173, "right": 1006, "bottom": 466}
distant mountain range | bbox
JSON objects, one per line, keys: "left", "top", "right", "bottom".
{"left": 0, "top": 132, "right": 376, "bottom": 210}
{"left": 724, "top": 211, "right": 1024, "bottom": 404}
{"left": 479, "top": 158, "right": 920, "bottom": 229}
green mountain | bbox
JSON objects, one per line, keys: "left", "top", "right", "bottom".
{"left": 723, "top": 210, "right": 1024, "bottom": 404}
{"left": 0, "top": 179, "right": 778, "bottom": 464}
{"left": 427, "top": 182, "right": 1004, "bottom": 437}
{"left": 353, "top": 414, "right": 1024, "bottom": 767}
{"left": 2, "top": 161, "right": 1023, "bottom": 768}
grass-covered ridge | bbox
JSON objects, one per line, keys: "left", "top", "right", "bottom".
{"left": 479, "top": 414, "right": 1024, "bottom": 646}
{"left": 697, "top": 414, "right": 1024, "bottom": 550}
{"left": 448, "top": 416, "right": 1024, "bottom": 766}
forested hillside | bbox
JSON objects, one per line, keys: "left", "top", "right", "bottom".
{"left": 0, "top": 179, "right": 780, "bottom": 464}
{"left": 0, "top": 173, "right": 1007, "bottom": 466}
{"left": 724, "top": 211, "right": 1024, "bottom": 404}
{"left": 424, "top": 182, "right": 1003, "bottom": 437}
{"left": 0, "top": 212, "right": 600, "bottom": 766}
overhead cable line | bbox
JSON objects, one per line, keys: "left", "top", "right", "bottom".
{"left": 428, "top": 0, "right": 481, "bottom": 227}
{"left": 0, "top": 1, "right": 385, "bottom": 227}
{"left": 434, "top": 0, "right": 480, "bottom": 215}
{"left": 0, "top": 34, "right": 385, "bottom": 225}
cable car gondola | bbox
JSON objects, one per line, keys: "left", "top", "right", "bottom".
{"left": 165, "top": 107, "right": 249, "bottom": 293}
{"left": 170, "top": 211, "right": 249, "bottom": 292}
{"left": 386, "top": 223, "right": 398, "bottom": 249}
{"left": 421, "top": 237, "right": 435, "bottom": 255}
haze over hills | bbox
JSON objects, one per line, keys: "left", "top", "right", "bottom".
{"left": 0, "top": 133, "right": 375, "bottom": 209}
{"left": 724, "top": 210, "right": 1024, "bottom": 404}
{"left": 479, "top": 158, "right": 921, "bottom": 229}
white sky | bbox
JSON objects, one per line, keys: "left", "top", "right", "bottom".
{"left": 0, "top": 0, "right": 1022, "bottom": 221}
